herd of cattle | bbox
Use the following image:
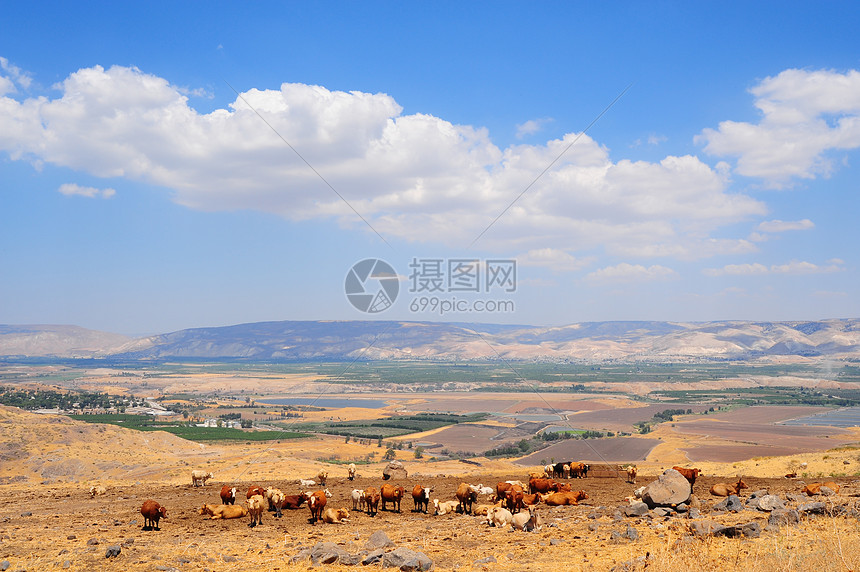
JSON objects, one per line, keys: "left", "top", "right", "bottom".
{"left": 127, "top": 461, "right": 843, "bottom": 532}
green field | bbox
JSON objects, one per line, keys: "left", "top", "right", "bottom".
{"left": 69, "top": 414, "right": 309, "bottom": 442}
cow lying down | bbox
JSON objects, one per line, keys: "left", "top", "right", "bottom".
{"left": 199, "top": 504, "right": 249, "bottom": 519}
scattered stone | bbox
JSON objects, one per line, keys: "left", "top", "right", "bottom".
{"left": 222, "top": 555, "right": 238, "bottom": 563}
{"left": 713, "top": 495, "right": 744, "bottom": 513}
{"left": 740, "top": 522, "right": 762, "bottom": 538}
{"left": 366, "top": 530, "right": 395, "bottom": 550}
{"left": 382, "top": 547, "right": 433, "bottom": 571}
{"left": 86, "top": 538, "right": 99, "bottom": 546}
{"left": 62, "top": 561, "right": 71, "bottom": 569}
{"left": 752, "top": 495, "right": 784, "bottom": 512}
{"left": 625, "top": 526, "right": 639, "bottom": 541}
{"left": 625, "top": 502, "right": 648, "bottom": 517}
{"left": 675, "top": 503, "right": 688, "bottom": 513}
{"left": 20, "top": 512, "right": 32, "bottom": 517}
{"left": 687, "top": 508, "right": 702, "bottom": 519}
{"left": 588, "top": 522, "right": 600, "bottom": 532}
{"left": 362, "top": 550, "right": 385, "bottom": 565}
{"left": 473, "top": 556, "right": 496, "bottom": 565}
{"left": 0, "top": 561, "right": 8, "bottom": 571}
{"left": 651, "top": 507, "right": 674, "bottom": 518}
{"left": 66, "top": 535, "right": 76, "bottom": 540}
{"left": 798, "top": 502, "right": 826, "bottom": 515}
{"left": 549, "top": 538, "right": 562, "bottom": 545}
{"left": 690, "top": 520, "right": 726, "bottom": 537}
{"left": 105, "top": 545, "right": 121, "bottom": 558}
{"left": 122, "top": 538, "right": 134, "bottom": 547}
{"left": 641, "top": 469, "right": 692, "bottom": 508}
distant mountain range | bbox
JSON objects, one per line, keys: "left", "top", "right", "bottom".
{"left": 1, "top": 319, "right": 859, "bottom": 362}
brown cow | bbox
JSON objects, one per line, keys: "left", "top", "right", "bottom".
{"left": 503, "top": 485, "right": 525, "bottom": 513}
{"left": 568, "top": 462, "right": 587, "bottom": 478}
{"left": 380, "top": 484, "right": 405, "bottom": 512}
{"left": 709, "top": 477, "right": 749, "bottom": 497}
{"left": 199, "top": 503, "right": 248, "bottom": 519}
{"left": 140, "top": 499, "right": 168, "bottom": 530}
{"left": 220, "top": 485, "right": 237, "bottom": 505}
{"left": 411, "top": 485, "right": 431, "bottom": 514}
{"left": 455, "top": 483, "right": 479, "bottom": 514}
{"left": 522, "top": 493, "right": 541, "bottom": 506}
{"left": 278, "top": 494, "right": 306, "bottom": 510}
{"left": 528, "top": 477, "right": 567, "bottom": 495}
{"left": 364, "top": 487, "right": 381, "bottom": 516}
{"left": 802, "top": 482, "right": 840, "bottom": 496}
{"left": 246, "top": 486, "right": 266, "bottom": 499}
{"left": 541, "top": 490, "right": 588, "bottom": 506}
{"left": 304, "top": 490, "right": 327, "bottom": 524}
{"left": 672, "top": 466, "right": 702, "bottom": 485}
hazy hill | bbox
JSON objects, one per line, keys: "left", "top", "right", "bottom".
{"left": 0, "top": 324, "right": 130, "bottom": 358}
{"left": 2, "top": 319, "right": 859, "bottom": 361}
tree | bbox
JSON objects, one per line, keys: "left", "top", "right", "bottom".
{"left": 414, "top": 446, "right": 424, "bottom": 459}
{"left": 384, "top": 448, "right": 397, "bottom": 460}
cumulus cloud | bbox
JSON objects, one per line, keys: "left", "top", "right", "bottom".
{"left": 757, "top": 218, "right": 815, "bottom": 233}
{"left": 703, "top": 259, "right": 844, "bottom": 276}
{"left": 584, "top": 263, "right": 678, "bottom": 283}
{"left": 697, "top": 68, "right": 860, "bottom": 188}
{"left": 58, "top": 183, "right": 116, "bottom": 198}
{"left": 0, "top": 62, "right": 783, "bottom": 256}
{"left": 0, "top": 57, "right": 32, "bottom": 90}
{"left": 517, "top": 248, "right": 594, "bottom": 272}
{"left": 515, "top": 117, "right": 553, "bottom": 139}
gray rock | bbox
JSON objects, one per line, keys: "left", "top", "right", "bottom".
{"left": 625, "top": 526, "right": 639, "bottom": 541}
{"left": 366, "top": 530, "right": 395, "bottom": 550}
{"left": 222, "top": 555, "right": 238, "bottom": 563}
{"left": 651, "top": 507, "right": 674, "bottom": 517}
{"left": 382, "top": 547, "right": 433, "bottom": 571}
{"left": 310, "top": 542, "right": 350, "bottom": 565}
{"left": 748, "top": 489, "right": 769, "bottom": 500}
{"left": 362, "top": 550, "right": 385, "bottom": 565}
{"left": 687, "top": 508, "right": 702, "bottom": 519}
{"left": 587, "top": 511, "right": 601, "bottom": 519}
{"left": 641, "top": 469, "right": 692, "bottom": 508}
{"left": 675, "top": 503, "right": 688, "bottom": 513}
{"left": 588, "top": 522, "right": 600, "bottom": 532}
{"left": 86, "top": 538, "right": 99, "bottom": 546}
{"left": 690, "top": 520, "right": 726, "bottom": 537}
{"left": 741, "top": 522, "right": 761, "bottom": 538}
{"left": 752, "top": 495, "right": 784, "bottom": 512}
{"left": 340, "top": 553, "right": 364, "bottom": 566}
{"left": 0, "top": 561, "right": 8, "bottom": 571}
{"left": 714, "top": 495, "right": 744, "bottom": 513}
{"left": 105, "top": 545, "right": 121, "bottom": 558}
{"left": 624, "top": 502, "right": 649, "bottom": 517}
{"left": 798, "top": 502, "right": 826, "bottom": 515}
{"left": 473, "top": 556, "right": 496, "bottom": 565}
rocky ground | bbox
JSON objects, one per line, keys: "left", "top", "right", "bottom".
{"left": 1, "top": 471, "right": 859, "bottom": 571}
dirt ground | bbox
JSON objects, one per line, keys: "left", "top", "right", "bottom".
{"left": 2, "top": 471, "right": 860, "bottom": 572}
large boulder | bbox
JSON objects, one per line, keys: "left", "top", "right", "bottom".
{"left": 641, "top": 469, "right": 691, "bottom": 508}
{"left": 382, "top": 461, "right": 408, "bottom": 480}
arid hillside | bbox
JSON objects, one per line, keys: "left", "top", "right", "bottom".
{"left": 2, "top": 407, "right": 860, "bottom": 571}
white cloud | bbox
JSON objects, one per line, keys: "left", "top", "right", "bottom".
{"left": 584, "top": 263, "right": 678, "bottom": 283}
{"left": 757, "top": 218, "right": 815, "bottom": 233}
{"left": 515, "top": 117, "right": 553, "bottom": 139}
{"left": 703, "top": 259, "right": 844, "bottom": 276}
{"left": 58, "top": 183, "right": 116, "bottom": 199}
{"left": 0, "top": 57, "right": 32, "bottom": 90}
{"left": 0, "top": 62, "right": 778, "bottom": 258}
{"left": 517, "top": 248, "right": 594, "bottom": 272}
{"left": 697, "top": 68, "right": 860, "bottom": 188}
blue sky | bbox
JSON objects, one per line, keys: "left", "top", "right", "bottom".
{"left": 1, "top": 1, "right": 859, "bottom": 335}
